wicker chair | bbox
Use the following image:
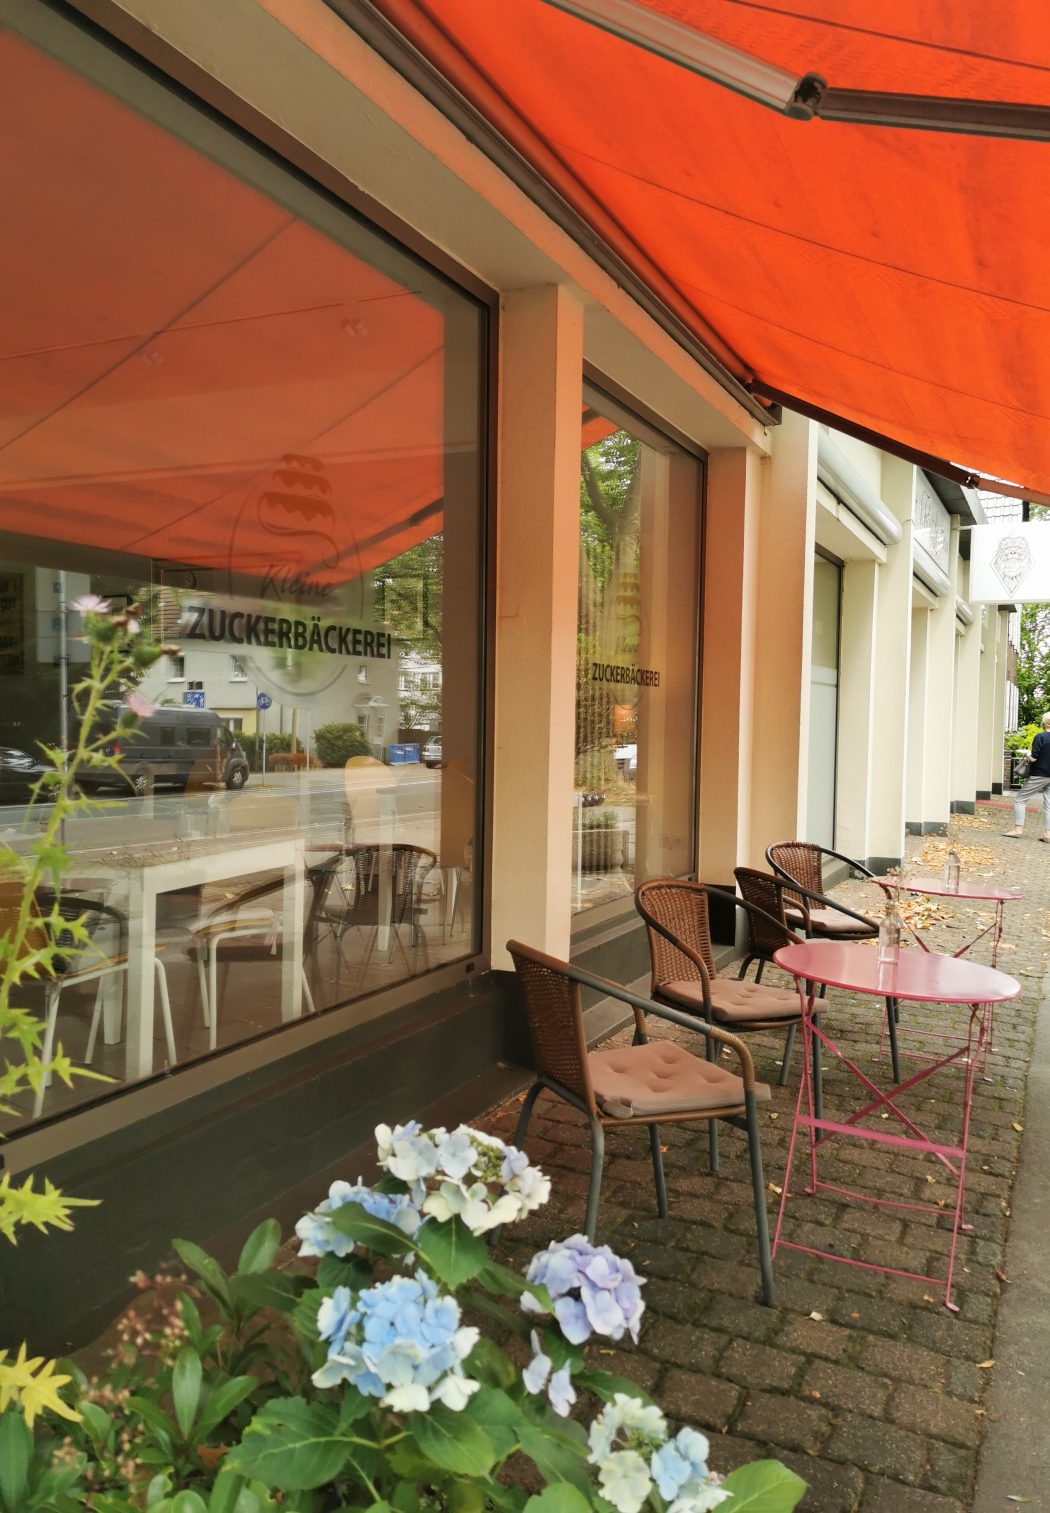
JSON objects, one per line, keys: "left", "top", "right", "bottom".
{"left": 508, "top": 940, "right": 774, "bottom": 1305}
{"left": 635, "top": 880, "right": 812, "bottom": 1118}
{"left": 767, "top": 841, "right": 902, "bottom": 1082}
{"left": 733, "top": 866, "right": 794, "bottom": 983}
{"left": 765, "top": 842, "right": 877, "bottom": 941}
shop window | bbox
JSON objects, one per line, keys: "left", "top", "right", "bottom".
{"left": 0, "top": 13, "right": 486, "bottom": 1129}
{"left": 573, "top": 388, "right": 702, "bottom": 920}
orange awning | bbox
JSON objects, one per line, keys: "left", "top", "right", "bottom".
{"left": 0, "top": 31, "right": 446, "bottom": 584}
{"left": 363, "top": 0, "right": 1050, "bottom": 498}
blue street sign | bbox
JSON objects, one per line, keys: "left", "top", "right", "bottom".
{"left": 256, "top": 692, "right": 273, "bottom": 710}
{"left": 183, "top": 689, "right": 206, "bottom": 709}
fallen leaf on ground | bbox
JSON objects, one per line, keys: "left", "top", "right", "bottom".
{"left": 808, "top": 1311, "right": 823, "bottom": 1321}
{"left": 995, "top": 1269, "right": 1009, "bottom": 1284}
{"left": 977, "top": 1359, "right": 996, "bottom": 1369}
{"left": 1013, "top": 1122, "right": 1024, "bottom": 1132}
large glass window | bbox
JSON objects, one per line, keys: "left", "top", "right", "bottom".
{"left": 573, "top": 388, "right": 702, "bottom": 919}
{"left": 0, "top": 15, "right": 486, "bottom": 1127}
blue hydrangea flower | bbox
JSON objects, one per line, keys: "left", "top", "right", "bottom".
{"left": 312, "top": 1272, "right": 480, "bottom": 1412}
{"left": 295, "top": 1179, "right": 422, "bottom": 1259}
{"left": 524, "top": 1235, "right": 645, "bottom": 1343}
{"left": 522, "top": 1329, "right": 577, "bottom": 1418}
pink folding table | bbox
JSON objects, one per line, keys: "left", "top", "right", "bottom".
{"left": 875, "top": 875, "right": 1022, "bottom": 967}
{"left": 771, "top": 940, "right": 1020, "bottom": 1311}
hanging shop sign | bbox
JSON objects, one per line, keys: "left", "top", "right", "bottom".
{"left": 969, "top": 522, "right": 1050, "bottom": 604}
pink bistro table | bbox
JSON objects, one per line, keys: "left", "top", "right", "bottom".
{"left": 771, "top": 940, "right": 1020, "bottom": 1311}
{"left": 875, "top": 875, "right": 1023, "bottom": 967}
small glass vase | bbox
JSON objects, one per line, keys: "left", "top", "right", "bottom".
{"left": 944, "top": 848, "right": 961, "bottom": 892}
{"left": 877, "top": 906, "right": 901, "bottom": 967}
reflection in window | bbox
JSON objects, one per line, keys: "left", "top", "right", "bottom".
{"left": 0, "top": 19, "right": 484, "bottom": 1128}
{"left": 573, "top": 392, "right": 702, "bottom": 917}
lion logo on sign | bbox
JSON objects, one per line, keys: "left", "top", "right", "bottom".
{"left": 991, "top": 535, "right": 1033, "bottom": 595}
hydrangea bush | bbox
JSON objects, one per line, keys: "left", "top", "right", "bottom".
{"left": 15, "top": 1121, "right": 805, "bottom": 1511}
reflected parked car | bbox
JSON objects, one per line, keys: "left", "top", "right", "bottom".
{"left": 422, "top": 735, "right": 442, "bottom": 768}
{"left": 0, "top": 746, "right": 54, "bottom": 805}
{"left": 78, "top": 708, "right": 250, "bottom": 796}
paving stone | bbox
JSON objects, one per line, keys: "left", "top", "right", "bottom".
{"left": 777, "top": 1314, "right": 858, "bottom": 1363}
{"left": 658, "top": 1369, "right": 742, "bottom": 1429}
{"left": 857, "top": 1337, "right": 947, "bottom": 1389}
{"left": 802, "top": 1359, "right": 892, "bottom": 1418}
{"left": 769, "top": 1449, "right": 865, "bottom": 1513}
{"left": 887, "top": 1381, "right": 982, "bottom": 1450}
{"left": 735, "top": 1390, "right": 831, "bottom": 1454}
{"left": 639, "top": 1320, "right": 725, "bottom": 1373}
{"left": 824, "top": 1413, "right": 927, "bottom": 1484}
{"left": 698, "top": 1293, "right": 782, "bottom": 1343}
{"left": 860, "top": 1477, "right": 966, "bottom": 1512}
{"left": 921, "top": 1439, "right": 976, "bottom": 1500}
{"left": 719, "top": 1338, "right": 800, "bottom": 1393}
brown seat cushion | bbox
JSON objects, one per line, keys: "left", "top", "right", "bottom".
{"left": 786, "top": 905, "right": 876, "bottom": 937}
{"left": 589, "top": 1038, "right": 769, "bottom": 1119}
{"left": 659, "top": 977, "right": 801, "bottom": 1024}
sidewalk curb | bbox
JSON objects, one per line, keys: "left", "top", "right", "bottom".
{"left": 972, "top": 958, "right": 1050, "bottom": 1512}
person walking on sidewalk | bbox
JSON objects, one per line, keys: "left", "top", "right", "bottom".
{"left": 1004, "top": 711, "right": 1050, "bottom": 840}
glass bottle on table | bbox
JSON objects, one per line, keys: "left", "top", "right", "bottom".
{"left": 877, "top": 901, "right": 901, "bottom": 967}
{"left": 944, "top": 848, "right": 961, "bottom": 892}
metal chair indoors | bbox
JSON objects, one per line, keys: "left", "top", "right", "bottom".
{"left": 507, "top": 939, "right": 774, "bottom": 1306}
{"left": 184, "top": 858, "right": 341, "bottom": 1043}
{"left": 635, "top": 879, "right": 810, "bottom": 1120}
{"left": 765, "top": 841, "right": 878, "bottom": 941}
{"left": 313, "top": 843, "right": 437, "bottom": 986}
{"left": 18, "top": 888, "right": 176, "bottom": 1117}
{"left": 767, "top": 841, "right": 903, "bottom": 1083}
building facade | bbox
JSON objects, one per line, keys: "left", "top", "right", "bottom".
{"left": 0, "top": 0, "right": 1013, "bottom": 1344}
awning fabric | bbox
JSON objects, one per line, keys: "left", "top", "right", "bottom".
{"left": 368, "top": 0, "right": 1050, "bottom": 497}
{"left": 0, "top": 31, "right": 445, "bottom": 585}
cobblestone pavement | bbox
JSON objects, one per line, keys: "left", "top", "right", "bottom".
{"left": 485, "top": 808, "right": 1050, "bottom": 1512}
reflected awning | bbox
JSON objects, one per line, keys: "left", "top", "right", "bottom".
{"left": 360, "top": 0, "right": 1050, "bottom": 499}
{"left": 0, "top": 30, "right": 447, "bottom": 584}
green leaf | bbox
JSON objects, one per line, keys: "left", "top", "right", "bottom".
{"left": 77, "top": 1399, "right": 112, "bottom": 1447}
{"left": 173, "top": 1239, "right": 231, "bottom": 1306}
{"left": 225, "top": 1398, "right": 350, "bottom": 1491}
{"left": 193, "top": 1375, "right": 259, "bottom": 1441}
{"left": 179, "top": 1292, "right": 204, "bottom": 1346}
{"left": 336, "top": 1389, "right": 373, "bottom": 1428}
{"left": 128, "top": 1395, "right": 176, "bottom": 1457}
{"left": 172, "top": 1347, "right": 203, "bottom": 1438}
{"left": 316, "top": 1254, "right": 372, "bottom": 1293}
{"left": 229, "top": 1271, "right": 308, "bottom": 1316}
{"left": 146, "top": 1473, "right": 174, "bottom": 1507}
{"left": 0, "top": 1408, "right": 31, "bottom": 1512}
{"left": 408, "top": 1401, "right": 496, "bottom": 1476}
{"left": 516, "top": 1420, "right": 591, "bottom": 1494}
{"left": 720, "top": 1461, "right": 808, "bottom": 1512}
{"left": 237, "top": 1220, "right": 282, "bottom": 1276}
{"left": 573, "top": 1370, "right": 656, "bottom": 1408}
{"left": 462, "top": 1385, "right": 525, "bottom": 1459}
{"left": 415, "top": 1216, "right": 488, "bottom": 1288}
{"left": 169, "top": 1495, "right": 209, "bottom": 1513}
{"left": 477, "top": 1261, "right": 550, "bottom": 1310}
{"left": 523, "top": 1487, "right": 593, "bottom": 1513}
{"left": 326, "top": 1201, "right": 416, "bottom": 1258}
{"left": 466, "top": 1336, "right": 516, "bottom": 1390}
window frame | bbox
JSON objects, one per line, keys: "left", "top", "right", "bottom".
{"left": 0, "top": 0, "right": 497, "bottom": 1156}
{"left": 572, "top": 374, "right": 706, "bottom": 939}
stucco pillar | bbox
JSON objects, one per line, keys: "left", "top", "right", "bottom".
{"left": 834, "top": 559, "right": 878, "bottom": 862}
{"left": 490, "top": 285, "right": 583, "bottom": 967}
{"left": 976, "top": 608, "right": 998, "bottom": 799}
{"left": 867, "top": 456, "right": 914, "bottom": 869}
{"left": 951, "top": 559, "right": 981, "bottom": 813}
{"left": 991, "top": 609, "right": 1011, "bottom": 794}
{"left": 745, "top": 410, "right": 817, "bottom": 865}
{"left": 918, "top": 524, "right": 960, "bottom": 833}
{"left": 906, "top": 607, "right": 931, "bottom": 833}
{"left": 697, "top": 446, "right": 761, "bottom": 882}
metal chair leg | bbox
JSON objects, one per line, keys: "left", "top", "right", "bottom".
{"left": 745, "top": 1090, "right": 775, "bottom": 1306}
{"left": 812, "top": 1012, "right": 823, "bottom": 1123}
{"left": 154, "top": 960, "right": 177, "bottom": 1067}
{"left": 886, "top": 996, "right": 901, "bottom": 1083}
{"left": 704, "top": 1032, "right": 720, "bottom": 1173}
{"left": 584, "top": 1117, "right": 606, "bottom": 1241}
{"left": 737, "top": 954, "right": 755, "bottom": 980}
{"left": 648, "top": 1122, "right": 668, "bottom": 1218}
{"left": 755, "top": 958, "right": 767, "bottom": 984}
{"left": 514, "top": 1081, "right": 544, "bottom": 1147}
{"left": 779, "top": 1023, "right": 796, "bottom": 1086}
